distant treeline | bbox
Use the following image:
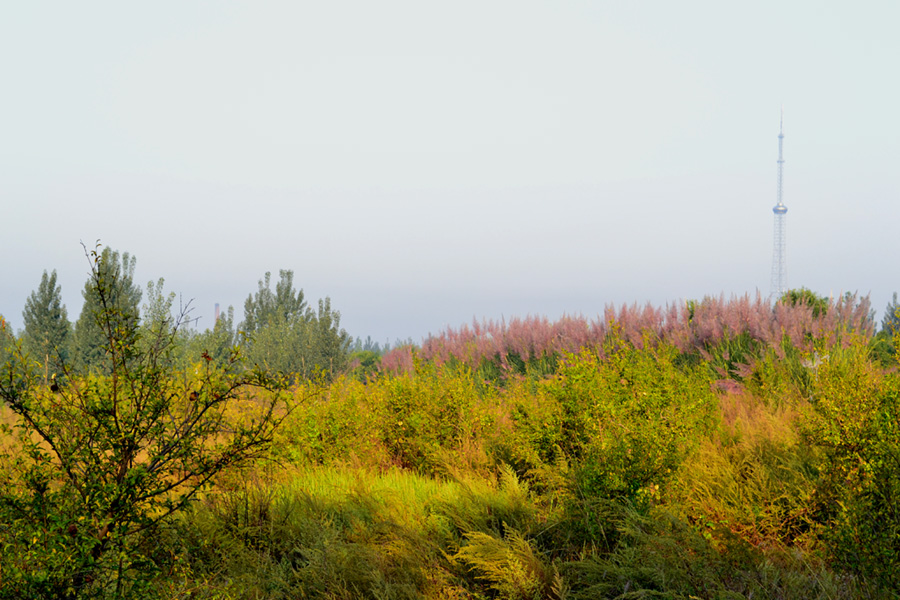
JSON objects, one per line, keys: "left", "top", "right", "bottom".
{"left": 1, "top": 247, "right": 356, "bottom": 382}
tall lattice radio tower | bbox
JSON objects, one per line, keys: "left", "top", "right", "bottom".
{"left": 770, "top": 109, "right": 788, "bottom": 297}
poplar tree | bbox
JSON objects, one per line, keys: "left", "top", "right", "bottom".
{"left": 72, "top": 247, "right": 142, "bottom": 370}
{"left": 241, "top": 269, "right": 307, "bottom": 333}
{"left": 21, "top": 269, "right": 71, "bottom": 373}
{"left": 241, "top": 270, "right": 350, "bottom": 380}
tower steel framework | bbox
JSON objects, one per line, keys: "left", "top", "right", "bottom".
{"left": 770, "top": 111, "right": 787, "bottom": 298}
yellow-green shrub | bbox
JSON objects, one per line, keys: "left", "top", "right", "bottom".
{"left": 801, "top": 336, "right": 900, "bottom": 590}
{"left": 510, "top": 337, "right": 717, "bottom": 507}
{"left": 674, "top": 390, "right": 818, "bottom": 549}
{"left": 276, "top": 363, "right": 495, "bottom": 475}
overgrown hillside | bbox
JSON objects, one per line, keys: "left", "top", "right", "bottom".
{"left": 2, "top": 266, "right": 899, "bottom": 598}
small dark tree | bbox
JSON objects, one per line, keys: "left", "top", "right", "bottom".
{"left": 0, "top": 246, "right": 285, "bottom": 598}
{"left": 778, "top": 287, "right": 829, "bottom": 318}
{"left": 881, "top": 292, "right": 900, "bottom": 335}
{"left": 22, "top": 269, "right": 72, "bottom": 377}
{"left": 872, "top": 292, "right": 900, "bottom": 366}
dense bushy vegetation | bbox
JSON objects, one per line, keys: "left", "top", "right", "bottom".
{"left": 382, "top": 291, "right": 874, "bottom": 377}
{"left": 2, "top": 252, "right": 899, "bottom": 598}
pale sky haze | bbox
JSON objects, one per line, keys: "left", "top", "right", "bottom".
{"left": 2, "top": 1, "right": 898, "bottom": 343}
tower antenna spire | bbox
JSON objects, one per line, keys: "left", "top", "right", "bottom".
{"left": 771, "top": 108, "right": 788, "bottom": 297}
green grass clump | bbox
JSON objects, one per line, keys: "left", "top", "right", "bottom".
{"left": 564, "top": 507, "right": 861, "bottom": 600}
{"left": 167, "top": 465, "right": 554, "bottom": 599}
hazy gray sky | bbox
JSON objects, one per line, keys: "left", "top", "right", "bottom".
{"left": 2, "top": 1, "right": 898, "bottom": 343}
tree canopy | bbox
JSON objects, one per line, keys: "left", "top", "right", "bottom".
{"left": 11, "top": 254, "right": 353, "bottom": 381}
{"left": 21, "top": 269, "right": 71, "bottom": 374}
{"left": 241, "top": 269, "right": 307, "bottom": 333}
{"left": 72, "top": 247, "right": 142, "bottom": 371}
{"left": 240, "top": 270, "right": 350, "bottom": 380}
